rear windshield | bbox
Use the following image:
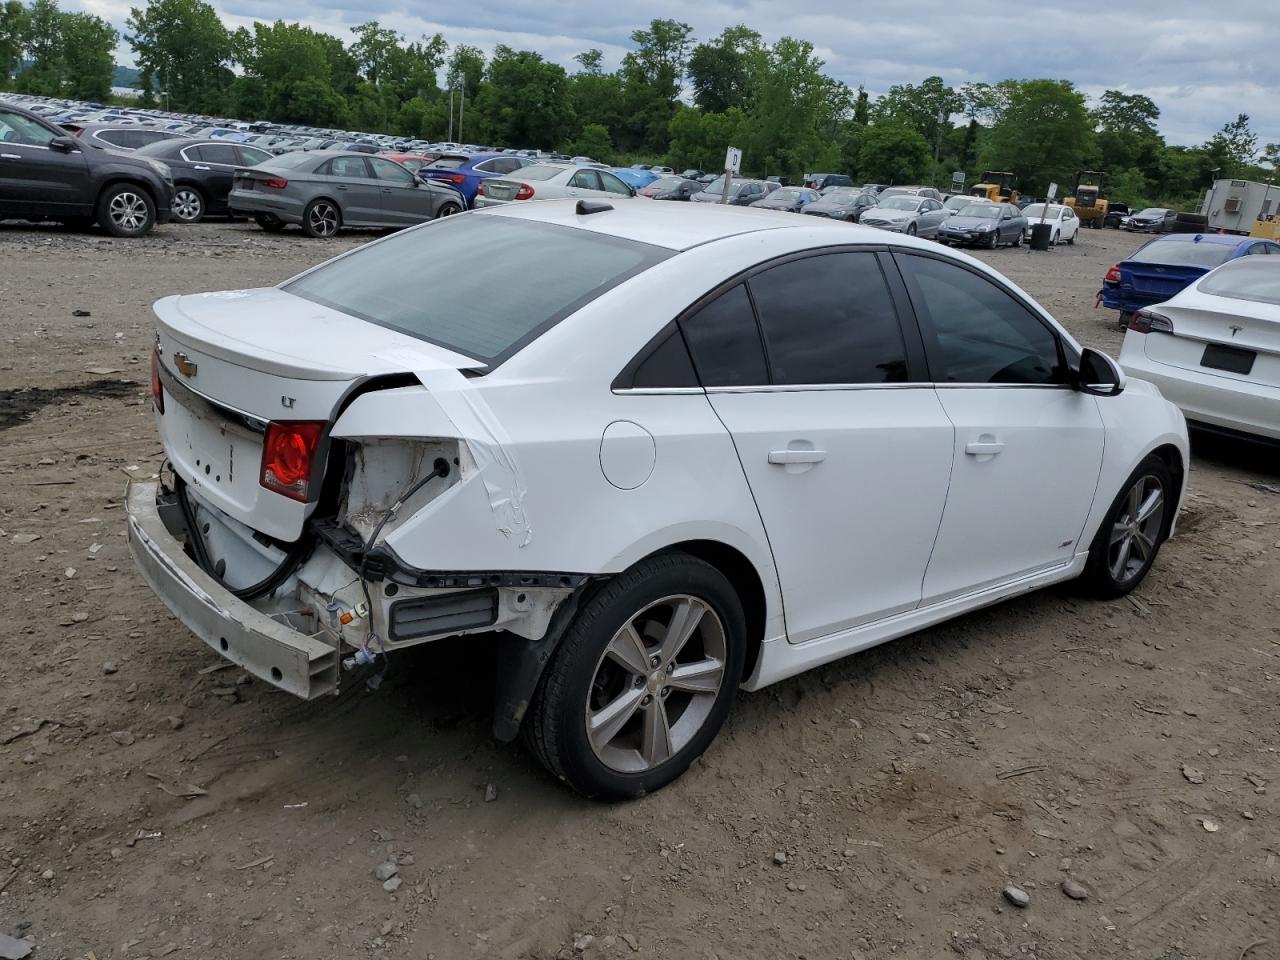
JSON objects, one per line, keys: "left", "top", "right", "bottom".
{"left": 258, "top": 151, "right": 324, "bottom": 170}
{"left": 425, "top": 156, "right": 467, "bottom": 169}
{"left": 283, "top": 215, "right": 669, "bottom": 364}
{"left": 1198, "top": 259, "right": 1280, "bottom": 305}
{"left": 1131, "top": 238, "right": 1237, "bottom": 269}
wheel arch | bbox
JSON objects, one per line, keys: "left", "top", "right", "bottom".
{"left": 98, "top": 176, "right": 159, "bottom": 210}
{"left": 1147, "top": 442, "right": 1186, "bottom": 538}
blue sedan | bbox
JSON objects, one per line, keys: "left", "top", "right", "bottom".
{"left": 1098, "top": 233, "right": 1280, "bottom": 326}
{"left": 419, "top": 152, "right": 533, "bottom": 207}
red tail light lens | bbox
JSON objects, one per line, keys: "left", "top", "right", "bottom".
{"left": 260, "top": 421, "right": 325, "bottom": 502}
{"left": 440, "top": 173, "right": 466, "bottom": 184}
{"left": 1129, "top": 309, "right": 1174, "bottom": 334}
{"left": 150, "top": 347, "right": 164, "bottom": 414}
{"left": 476, "top": 182, "right": 486, "bottom": 197}
{"left": 261, "top": 177, "right": 288, "bottom": 189}
{"left": 514, "top": 183, "right": 534, "bottom": 201}
{"left": 1104, "top": 264, "right": 1122, "bottom": 283}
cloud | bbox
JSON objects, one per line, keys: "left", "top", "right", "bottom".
{"left": 74, "top": 0, "right": 1280, "bottom": 146}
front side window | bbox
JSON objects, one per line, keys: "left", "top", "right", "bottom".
{"left": 368, "top": 157, "right": 415, "bottom": 184}
{"left": 570, "top": 170, "right": 602, "bottom": 190}
{"left": 898, "top": 254, "right": 1067, "bottom": 385}
{"left": 681, "top": 284, "right": 768, "bottom": 387}
{"left": 0, "top": 110, "right": 55, "bottom": 147}
{"left": 599, "top": 172, "right": 632, "bottom": 196}
{"left": 748, "top": 253, "right": 907, "bottom": 385}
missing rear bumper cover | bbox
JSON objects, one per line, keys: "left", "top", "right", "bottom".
{"left": 388, "top": 587, "right": 499, "bottom": 641}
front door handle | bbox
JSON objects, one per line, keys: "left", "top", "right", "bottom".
{"left": 1, "top": 153, "right": 20, "bottom": 160}
{"left": 964, "top": 441, "right": 1005, "bottom": 456}
{"left": 382, "top": 187, "right": 393, "bottom": 193}
{"left": 768, "top": 449, "right": 827, "bottom": 465}
{"left": 193, "top": 165, "right": 210, "bottom": 170}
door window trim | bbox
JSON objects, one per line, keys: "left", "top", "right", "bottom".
{"left": 887, "top": 248, "right": 1079, "bottom": 388}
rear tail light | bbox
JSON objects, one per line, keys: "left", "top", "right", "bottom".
{"left": 261, "top": 177, "right": 288, "bottom": 189}
{"left": 514, "top": 183, "right": 534, "bottom": 201}
{"left": 438, "top": 173, "right": 466, "bottom": 184}
{"left": 1129, "top": 309, "right": 1174, "bottom": 334}
{"left": 1104, "top": 264, "right": 1122, "bottom": 283}
{"left": 260, "top": 421, "right": 325, "bottom": 502}
{"left": 476, "top": 182, "right": 486, "bottom": 197}
{"left": 150, "top": 347, "right": 164, "bottom": 414}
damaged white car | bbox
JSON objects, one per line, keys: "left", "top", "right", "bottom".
{"left": 128, "top": 198, "right": 1190, "bottom": 798}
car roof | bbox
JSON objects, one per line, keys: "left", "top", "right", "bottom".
{"left": 1145, "top": 233, "right": 1249, "bottom": 247}
{"left": 474, "top": 197, "right": 854, "bottom": 251}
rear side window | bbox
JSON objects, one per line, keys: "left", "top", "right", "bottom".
{"left": 897, "top": 254, "right": 1066, "bottom": 385}
{"left": 284, "top": 216, "right": 668, "bottom": 365}
{"left": 321, "top": 156, "right": 369, "bottom": 178}
{"left": 681, "top": 284, "right": 768, "bottom": 386}
{"left": 237, "top": 146, "right": 271, "bottom": 165}
{"left": 195, "top": 143, "right": 239, "bottom": 165}
{"left": 748, "top": 253, "right": 908, "bottom": 385}
{"left": 627, "top": 326, "right": 698, "bottom": 388}
{"left": 1131, "top": 238, "right": 1237, "bottom": 268}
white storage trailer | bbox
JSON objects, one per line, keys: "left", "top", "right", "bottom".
{"left": 1199, "top": 179, "right": 1280, "bottom": 234}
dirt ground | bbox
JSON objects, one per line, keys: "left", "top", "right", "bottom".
{"left": 1, "top": 219, "right": 1278, "bottom": 960}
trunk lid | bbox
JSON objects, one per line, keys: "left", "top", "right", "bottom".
{"left": 1143, "top": 302, "right": 1280, "bottom": 388}
{"left": 1120, "top": 261, "right": 1206, "bottom": 301}
{"left": 153, "top": 287, "right": 481, "bottom": 541}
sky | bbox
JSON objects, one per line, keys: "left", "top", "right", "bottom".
{"left": 70, "top": 0, "right": 1280, "bottom": 147}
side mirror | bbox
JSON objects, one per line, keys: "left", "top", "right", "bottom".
{"left": 50, "top": 135, "right": 78, "bottom": 153}
{"left": 1076, "top": 348, "right": 1126, "bottom": 396}
{"left": 628, "top": 186, "right": 637, "bottom": 197}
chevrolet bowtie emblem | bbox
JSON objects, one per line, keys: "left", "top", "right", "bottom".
{"left": 173, "top": 352, "right": 198, "bottom": 377}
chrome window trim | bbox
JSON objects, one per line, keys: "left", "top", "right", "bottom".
{"left": 158, "top": 362, "right": 268, "bottom": 434}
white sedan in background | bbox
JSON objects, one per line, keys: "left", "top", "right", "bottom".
{"left": 128, "top": 201, "right": 1188, "bottom": 800}
{"left": 1119, "top": 256, "right": 1280, "bottom": 441}
{"left": 1022, "top": 203, "right": 1081, "bottom": 245}
{"left": 475, "top": 163, "right": 638, "bottom": 206}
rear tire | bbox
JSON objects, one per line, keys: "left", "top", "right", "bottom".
{"left": 96, "top": 183, "right": 156, "bottom": 238}
{"left": 253, "top": 213, "right": 286, "bottom": 232}
{"left": 1080, "top": 455, "right": 1173, "bottom": 599}
{"left": 302, "top": 198, "right": 341, "bottom": 238}
{"left": 524, "top": 553, "right": 746, "bottom": 799}
{"left": 171, "top": 185, "right": 205, "bottom": 224}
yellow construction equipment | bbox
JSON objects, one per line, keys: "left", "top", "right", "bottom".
{"left": 969, "top": 171, "right": 1018, "bottom": 204}
{"left": 1066, "top": 171, "right": 1108, "bottom": 229}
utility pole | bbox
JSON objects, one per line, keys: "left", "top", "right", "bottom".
{"left": 459, "top": 88, "right": 465, "bottom": 144}
{"left": 447, "top": 90, "right": 454, "bottom": 142}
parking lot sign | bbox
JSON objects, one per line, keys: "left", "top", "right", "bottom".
{"left": 952, "top": 170, "right": 965, "bottom": 192}
{"left": 725, "top": 147, "right": 742, "bottom": 175}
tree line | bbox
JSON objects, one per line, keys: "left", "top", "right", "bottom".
{"left": 2, "top": 0, "right": 1276, "bottom": 208}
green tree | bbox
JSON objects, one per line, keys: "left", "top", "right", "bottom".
{"left": 564, "top": 122, "right": 613, "bottom": 162}
{"left": 872, "top": 75, "right": 961, "bottom": 169}
{"left": 569, "top": 49, "right": 624, "bottom": 138}
{"left": 471, "top": 45, "right": 573, "bottom": 148}
{"left": 446, "top": 43, "right": 484, "bottom": 101}
{"left": 1204, "top": 113, "right": 1258, "bottom": 178}
{"left": 852, "top": 85, "right": 868, "bottom": 125}
{"left": 856, "top": 123, "right": 930, "bottom": 185}
{"left": 282, "top": 75, "right": 347, "bottom": 126}
{"left": 0, "top": 0, "right": 28, "bottom": 88}
{"left": 14, "top": 0, "right": 62, "bottom": 94}
{"left": 574, "top": 48, "right": 602, "bottom": 75}
{"left": 667, "top": 105, "right": 746, "bottom": 172}
{"left": 686, "top": 25, "right": 761, "bottom": 113}
{"left": 60, "top": 10, "right": 116, "bottom": 100}
{"left": 1093, "top": 89, "right": 1162, "bottom": 173}
{"left": 127, "top": 0, "right": 232, "bottom": 111}
{"left": 619, "top": 18, "right": 693, "bottom": 153}
{"left": 982, "top": 79, "right": 1094, "bottom": 196}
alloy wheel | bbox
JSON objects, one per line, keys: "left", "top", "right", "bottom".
{"left": 308, "top": 202, "right": 339, "bottom": 237}
{"left": 585, "top": 595, "right": 726, "bottom": 774}
{"left": 173, "top": 188, "right": 202, "bottom": 222}
{"left": 1108, "top": 474, "right": 1165, "bottom": 583}
{"left": 109, "top": 191, "right": 148, "bottom": 232}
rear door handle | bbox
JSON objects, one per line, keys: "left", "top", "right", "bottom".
{"left": 768, "top": 449, "right": 827, "bottom": 465}
{"left": 382, "top": 187, "right": 393, "bottom": 193}
{"left": 1, "top": 153, "right": 20, "bottom": 160}
{"left": 336, "top": 185, "right": 348, "bottom": 190}
{"left": 193, "top": 165, "right": 210, "bottom": 170}
{"left": 964, "top": 441, "right": 1005, "bottom": 456}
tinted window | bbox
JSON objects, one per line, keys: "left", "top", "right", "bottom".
{"left": 284, "top": 216, "right": 668, "bottom": 364}
{"left": 490, "top": 157, "right": 522, "bottom": 174}
{"left": 368, "top": 157, "right": 415, "bottom": 184}
{"left": 95, "top": 129, "right": 133, "bottom": 147}
{"left": 748, "top": 253, "right": 907, "bottom": 385}
{"left": 628, "top": 326, "right": 698, "bottom": 388}
{"left": 0, "top": 111, "right": 55, "bottom": 146}
{"left": 425, "top": 156, "right": 466, "bottom": 170}
{"left": 681, "top": 284, "right": 768, "bottom": 386}
{"left": 570, "top": 170, "right": 602, "bottom": 190}
{"left": 899, "top": 255, "right": 1066, "bottom": 385}
{"left": 1131, "top": 238, "right": 1237, "bottom": 268}
{"left": 195, "top": 143, "right": 239, "bottom": 165}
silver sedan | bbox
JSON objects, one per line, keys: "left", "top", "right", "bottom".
{"left": 229, "top": 151, "right": 466, "bottom": 237}
{"left": 859, "top": 195, "right": 949, "bottom": 238}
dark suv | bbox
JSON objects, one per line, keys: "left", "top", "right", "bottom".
{"left": 0, "top": 104, "right": 173, "bottom": 236}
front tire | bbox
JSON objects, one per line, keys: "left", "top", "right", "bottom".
{"left": 1067, "top": 231, "right": 1075, "bottom": 245}
{"left": 171, "top": 185, "right": 205, "bottom": 224}
{"left": 525, "top": 554, "right": 746, "bottom": 799}
{"left": 97, "top": 184, "right": 156, "bottom": 238}
{"left": 302, "top": 198, "right": 341, "bottom": 238}
{"left": 906, "top": 223, "right": 917, "bottom": 237}
{"left": 436, "top": 201, "right": 462, "bottom": 218}
{"left": 1080, "top": 455, "right": 1173, "bottom": 599}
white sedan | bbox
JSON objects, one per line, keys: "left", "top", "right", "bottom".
{"left": 1022, "top": 203, "right": 1081, "bottom": 244}
{"left": 127, "top": 200, "right": 1188, "bottom": 799}
{"left": 1119, "top": 256, "right": 1280, "bottom": 441}
{"left": 474, "top": 163, "right": 637, "bottom": 206}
